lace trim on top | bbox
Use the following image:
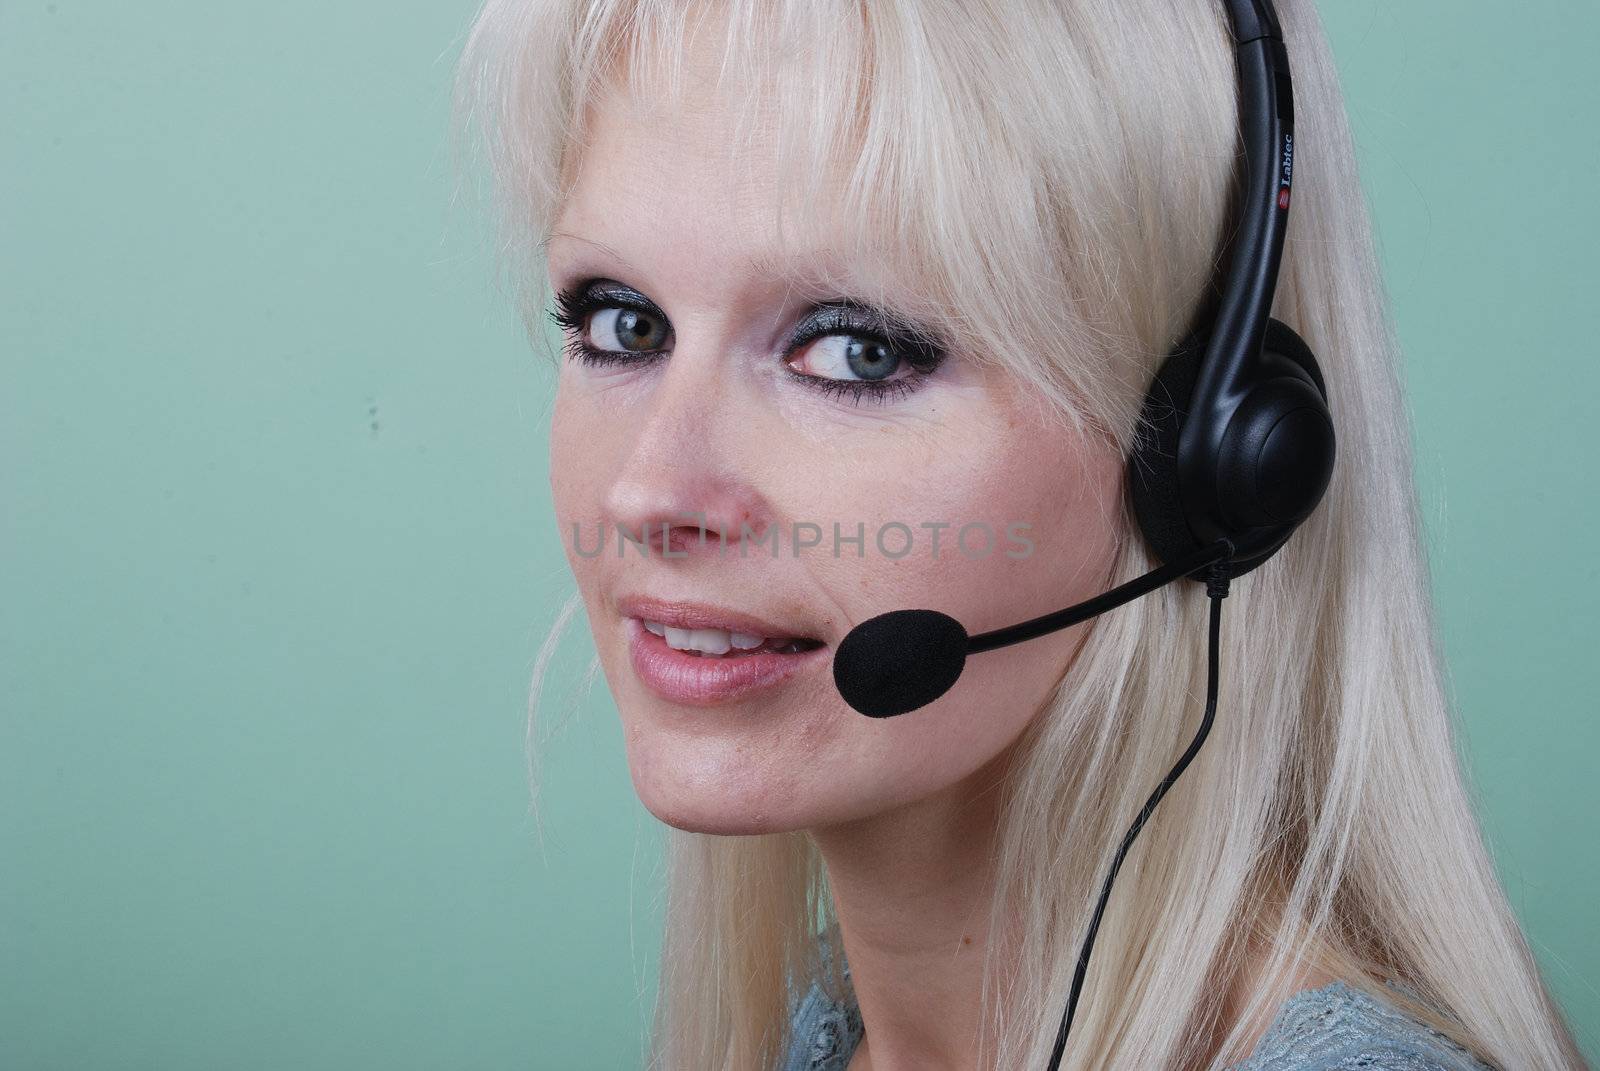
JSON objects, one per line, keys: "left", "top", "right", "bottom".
{"left": 784, "top": 973, "right": 1496, "bottom": 1071}
{"left": 1227, "top": 979, "right": 1496, "bottom": 1070}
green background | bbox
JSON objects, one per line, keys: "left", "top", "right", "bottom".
{"left": 2, "top": 1, "right": 1594, "bottom": 1067}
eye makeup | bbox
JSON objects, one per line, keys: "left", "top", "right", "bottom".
{"left": 547, "top": 278, "right": 949, "bottom": 407}
{"left": 548, "top": 280, "right": 670, "bottom": 367}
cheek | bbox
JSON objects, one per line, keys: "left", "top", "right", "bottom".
{"left": 724, "top": 416, "right": 1124, "bottom": 826}
{"left": 548, "top": 384, "right": 587, "bottom": 518}
{"left": 791, "top": 412, "right": 1122, "bottom": 639}
{"left": 548, "top": 385, "right": 609, "bottom": 589}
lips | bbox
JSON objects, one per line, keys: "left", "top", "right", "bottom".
{"left": 639, "top": 619, "right": 824, "bottom": 656}
{"left": 617, "top": 594, "right": 830, "bottom": 706}
{"left": 615, "top": 594, "right": 825, "bottom": 643}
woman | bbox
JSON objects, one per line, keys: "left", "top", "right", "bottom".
{"left": 452, "top": 0, "right": 1589, "bottom": 1067}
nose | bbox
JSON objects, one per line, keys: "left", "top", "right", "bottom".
{"left": 600, "top": 344, "right": 774, "bottom": 560}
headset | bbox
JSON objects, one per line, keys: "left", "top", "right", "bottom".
{"left": 1128, "top": 0, "right": 1333, "bottom": 584}
{"left": 827, "top": 0, "right": 1336, "bottom": 1065}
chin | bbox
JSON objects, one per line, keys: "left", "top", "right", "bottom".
{"left": 631, "top": 780, "right": 801, "bottom": 837}
{"left": 606, "top": 659, "right": 856, "bottom": 834}
{"left": 621, "top": 729, "right": 810, "bottom": 837}
{"left": 643, "top": 802, "right": 786, "bottom": 837}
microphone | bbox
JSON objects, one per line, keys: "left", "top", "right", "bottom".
{"left": 831, "top": 539, "right": 1235, "bottom": 718}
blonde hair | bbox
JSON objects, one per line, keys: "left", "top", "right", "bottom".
{"left": 451, "top": 0, "right": 1589, "bottom": 1067}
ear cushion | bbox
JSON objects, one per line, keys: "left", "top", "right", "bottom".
{"left": 1128, "top": 328, "right": 1206, "bottom": 569}
{"left": 1127, "top": 317, "right": 1326, "bottom": 569}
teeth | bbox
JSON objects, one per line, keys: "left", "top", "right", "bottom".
{"left": 663, "top": 626, "right": 732, "bottom": 655}
{"left": 640, "top": 620, "right": 803, "bottom": 656}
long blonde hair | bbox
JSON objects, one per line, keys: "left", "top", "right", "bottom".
{"left": 451, "top": 0, "right": 1589, "bottom": 1067}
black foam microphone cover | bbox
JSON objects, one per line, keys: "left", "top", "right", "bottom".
{"left": 832, "top": 608, "right": 969, "bottom": 718}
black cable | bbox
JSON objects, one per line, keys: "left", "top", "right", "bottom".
{"left": 1044, "top": 569, "right": 1231, "bottom": 1070}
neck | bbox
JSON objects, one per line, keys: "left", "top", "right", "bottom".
{"left": 809, "top": 738, "right": 1022, "bottom": 1071}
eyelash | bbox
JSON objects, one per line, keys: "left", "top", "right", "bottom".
{"left": 546, "top": 283, "right": 945, "bottom": 407}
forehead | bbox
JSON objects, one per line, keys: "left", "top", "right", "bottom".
{"left": 544, "top": 20, "right": 928, "bottom": 314}
{"left": 549, "top": 97, "right": 872, "bottom": 296}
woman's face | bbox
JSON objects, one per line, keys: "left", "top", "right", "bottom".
{"left": 545, "top": 79, "right": 1125, "bottom": 836}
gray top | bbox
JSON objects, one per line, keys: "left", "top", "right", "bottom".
{"left": 783, "top": 960, "right": 1496, "bottom": 1071}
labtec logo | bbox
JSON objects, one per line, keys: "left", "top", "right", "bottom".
{"left": 1277, "top": 132, "right": 1294, "bottom": 210}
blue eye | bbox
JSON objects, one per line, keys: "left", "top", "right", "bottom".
{"left": 589, "top": 307, "right": 670, "bottom": 353}
{"left": 547, "top": 283, "right": 947, "bottom": 406}
{"left": 548, "top": 283, "right": 670, "bottom": 367}
{"left": 781, "top": 302, "right": 946, "bottom": 405}
{"left": 779, "top": 333, "right": 937, "bottom": 405}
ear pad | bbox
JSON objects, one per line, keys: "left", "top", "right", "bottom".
{"left": 1128, "top": 327, "right": 1209, "bottom": 574}
{"left": 1128, "top": 317, "right": 1334, "bottom": 580}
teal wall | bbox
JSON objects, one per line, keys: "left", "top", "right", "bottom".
{"left": 2, "top": 2, "right": 1594, "bottom": 1067}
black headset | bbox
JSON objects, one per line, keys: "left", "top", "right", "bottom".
{"left": 1045, "top": 4, "right": 1335, "bottom": 1065}
{"left": 829, "top": 3, "right": 1336, "bottom": 1065}
{"left": 1127, "top": 0, "right": 1334, "bottom": 583}
{"left": 831, "top": 0, "right": 1335, "bottom": 720}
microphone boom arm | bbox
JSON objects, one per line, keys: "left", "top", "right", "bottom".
{"left": 966, "top": 539, "right": 1235, "bottom": 655}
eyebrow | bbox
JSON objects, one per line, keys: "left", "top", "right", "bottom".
{"left": 543, "top": 230, "right": 868, "bottom": 296}
{"left": 540, "top": 229, "right": 946, "bottom": 350}
{"left": 541, "top": 231, "right": 629, "bottom": 265}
